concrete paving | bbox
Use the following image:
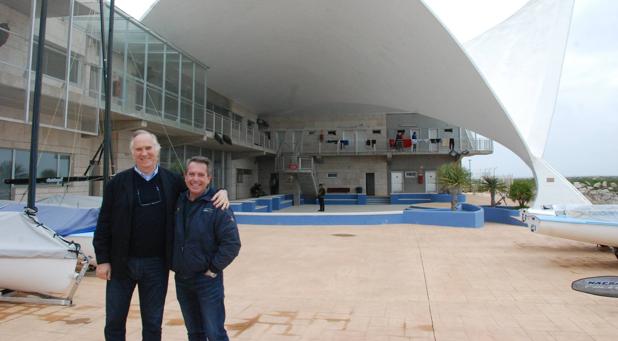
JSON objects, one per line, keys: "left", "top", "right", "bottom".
{"left": 2, "top": 221, "right": 618, "bottom": 340}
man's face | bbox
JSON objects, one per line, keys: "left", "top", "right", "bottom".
{"left": 185, "top": 162, "right": 211, "bottom": 199}
{"left": 132, "top": 134, "right": 158, "bottom": 173}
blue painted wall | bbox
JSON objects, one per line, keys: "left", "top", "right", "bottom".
{"left": 402, "top": 203, "right": 483, "bottom": 228}
{"left": 483, "top": 206, "right": 527, "bottom": 226}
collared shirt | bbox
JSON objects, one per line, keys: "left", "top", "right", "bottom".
{"left": 133, "top": 164, "right": 159, "bottom": 181}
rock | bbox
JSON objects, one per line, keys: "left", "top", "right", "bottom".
{"left": 602, "top": 181, "right": 608, "bottom": 188}
{"left": 611, "top": 182, "right": 617, "bottom": 188}
{"left": 573, "top": 182, "right": 583, "bottom": 189}
{"left": 594, "top": 182, "right": 601, "bottom": 188}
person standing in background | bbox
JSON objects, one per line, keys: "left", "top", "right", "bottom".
{"left": 318, "top": 183, "right": 326, "bottom": 212}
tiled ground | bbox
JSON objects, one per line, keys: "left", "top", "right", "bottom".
{"left": 2, "top": 222, "right": 618, "bottom": 340}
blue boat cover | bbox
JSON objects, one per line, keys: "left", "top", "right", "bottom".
{"left": 0, "top": 202, "right": 99, "bottom": 236}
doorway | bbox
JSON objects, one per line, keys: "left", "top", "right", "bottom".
{"left": 391, "top": 171, "right": 403, "bottom": 193}
{"left": 365, "top": 173, "right": 375, "bottom": 196}
{"left": 425, "top": 170, "right": 437, "bottom": 192}
{"left": 270, "top": 173, "right": 279, "bottom": 195}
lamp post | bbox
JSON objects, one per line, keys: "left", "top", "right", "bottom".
{"left": 468, "top": 158, "right": 473, "bottom": 193}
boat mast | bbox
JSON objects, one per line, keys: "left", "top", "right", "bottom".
{"left": 99, "top": 0, "right": 115, "bottom": 186}
{"left": 27, "top": 0, "right": 49, "bottom": 214}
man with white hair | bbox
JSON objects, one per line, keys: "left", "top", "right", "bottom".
{"left": 93, "top": 129, "right": 229, "bottom": 341}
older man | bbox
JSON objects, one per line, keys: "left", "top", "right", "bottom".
{"left": 93, "top": 130, "right": 229, "bottom": 341}
{"left": 172, "top": 155, "right": 240, "bottom": 341}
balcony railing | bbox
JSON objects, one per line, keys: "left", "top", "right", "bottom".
{"left": 276, "top": 155, "right": 315, "bottom": 172}
{"left": 273, "top": 128, "right": 493, "bottom": 156}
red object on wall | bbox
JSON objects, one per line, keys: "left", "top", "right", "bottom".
{"left": 288, "top": 163, "right": 298, "bottom": 170}
{"left": 417, "top": 174, "right": 424, "bottom": 184}
{"left": 402, "top": 139, "right": 412, "bottom": 148}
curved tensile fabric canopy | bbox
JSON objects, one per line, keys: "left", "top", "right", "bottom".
{"left": 143, "top": 0, "right": 589, "bottom": 207}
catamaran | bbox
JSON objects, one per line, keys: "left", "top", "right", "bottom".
{"left": 521, "top": 205, "right": 618, "bottom": 258}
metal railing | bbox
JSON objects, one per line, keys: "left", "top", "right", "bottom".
{"left": 276, "top": 155, "right": 315, "bottom": 172}
{"left": 272, "top": 128, "right": 493, "bottom": 156}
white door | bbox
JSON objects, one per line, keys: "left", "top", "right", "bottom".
{"left": 425, "top": 170, "right": 437, "bottom": 192}
{"left": 428, "top": 128, "right": 438, "bottom": 152}
{"left": 391, "top": 171, "right": 403, "bottom": 193}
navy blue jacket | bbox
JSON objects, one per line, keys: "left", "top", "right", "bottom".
{"left": 172, "top": 187, "right": 241, "bottom": 276}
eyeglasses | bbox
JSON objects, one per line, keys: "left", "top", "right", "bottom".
{"left": 137, "top": 184, "right": 162, "bottom": 207}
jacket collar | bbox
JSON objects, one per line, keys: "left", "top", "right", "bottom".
{"left": 183, "top": 186, "right": 216, "bottom": 203}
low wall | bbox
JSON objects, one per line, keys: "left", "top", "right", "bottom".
{"left": 483, "top": 206, "right": 527, "bottom": 226}
{"left": 403, "top": 203, "right": 483, "bottom": 228}
{"left": 391, "top": 193, "right": 466, "bottom": 204}
{"left": 235, "top": 212, "right": 404, "bottom": 225}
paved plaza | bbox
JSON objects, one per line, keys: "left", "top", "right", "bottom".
{"left": 2, "top": 221, "right": 618, "bottom": 340}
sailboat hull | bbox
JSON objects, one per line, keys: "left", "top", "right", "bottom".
{"left": 0, "top": 258, "right": 78, "bottom": 295}
{"left": 527, "top": 214, "right": 618, "bottom": 246}
{"left": 0, "top": 212, "right": 82, "bottom": 297}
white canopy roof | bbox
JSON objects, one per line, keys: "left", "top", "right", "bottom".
{"left": 142, "top": 0, "right": 589, "bottom": 207}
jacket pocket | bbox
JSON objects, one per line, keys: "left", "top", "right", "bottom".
{"left": 182, "top": 244, "right": 209, "bottom": 273}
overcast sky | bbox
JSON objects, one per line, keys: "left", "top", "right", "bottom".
{"left": 117, "top": 0, "right": 618, "bottom": 178}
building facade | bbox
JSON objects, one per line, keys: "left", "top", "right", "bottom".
{"left": 0, "top": 0, "right": 492, "bottom": 202}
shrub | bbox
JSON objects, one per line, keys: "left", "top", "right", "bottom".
{"left": 508, "top": 179, "right": 535, "bottom": 208}
{"left": 479, "top": 176, "right": 507, "bottom": 207}
{"left": 437, "top": 162, "right": 470, "bottom": 210}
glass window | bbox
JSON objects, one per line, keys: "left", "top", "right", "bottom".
{"left": 181, "top": 58, "right": 193, "bottom": 100}
{"left": 37, "top": 152, "right": 57, "bottom": 177}
{"left": 89, "top": 65, "right": 100, "bottom": 98}
{"left": 59, "top": 155, "right": 70, "bottom": 177}
{"left": 7, "top": 149, "right": 70, "bottom": 180}
{"left": 32, "top": 41, "right": 80, "bottom": 83}
{"left": 14, "top": 150, "right": 29, "bottom": 179}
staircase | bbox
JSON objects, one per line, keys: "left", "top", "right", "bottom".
{"left": 366, "top": 196, "right": 390, "bottom": 205}
{"left": 297, "top": 171, "right": 318, "bottom": 197}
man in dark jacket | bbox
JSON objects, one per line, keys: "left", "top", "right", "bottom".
{"left": 318, "top": 183, "right": 326, "bottom": 212}
{"left": 93, "top": 130, "right": 229, "bottom": 341}
{"left": 173, "top": 155, "right": 241, "bottom": 341}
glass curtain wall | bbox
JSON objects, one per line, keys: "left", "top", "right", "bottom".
{"left": 8, "top": 1, "right": 210, "bottom": 133}
{"left": 159, "top": 146, "right": 227, "bottom": 189}
{"left": 0, "top": 0, "right": 33, "bottom": 121}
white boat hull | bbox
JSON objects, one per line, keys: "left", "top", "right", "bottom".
{"left": 67, "top": 233, "right": 96, "bottom": 266}
{"left": 0, "top": 258, "right": 78, "bottom": 295}
{"left": 527, "top": 214, "right": 618, "bottom": 246}
{"left": 0, "top": 212, "right": 85, "bottom": 300}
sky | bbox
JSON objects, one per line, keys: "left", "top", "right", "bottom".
{"left": 116, "top": 0, "right": 618, "bottom": 178}
{"left": 424, "top": 0, "right": 618, "bottom": 178}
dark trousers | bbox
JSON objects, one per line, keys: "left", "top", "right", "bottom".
{"left": 318, "top": 197, "right": 325, "bottom": 211}
{"left": 175, "top": 273, "right": 228, "bottom": 341}
{"left": 104, "top": 257, "right": 169, "bottom": 341}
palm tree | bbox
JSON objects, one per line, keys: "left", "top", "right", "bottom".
{"left": 479, "top": 175, "right": 507, "bottom": 206}
{"left": 437, "top": 162, "right": 471, "bottom": 210}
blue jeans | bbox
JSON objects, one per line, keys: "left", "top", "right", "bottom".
{"left": 175, "top": 272, "right": 228, "bottom": 341}
{"left": 104, "top": 257, "right": 169, "bottom": 341}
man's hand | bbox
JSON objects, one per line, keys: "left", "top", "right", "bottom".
{"left": 96, "top": 263, "right": 112, "bottom": 280}
{"left": 212, "top": 189, "right": 230, "bottom": 209}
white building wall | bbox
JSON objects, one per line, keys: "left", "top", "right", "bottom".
{"left": 231, "top": 157, "right": 258, "bottom": 200}
{"left": 316, "top": 156, "right": 388, "bottom": 196}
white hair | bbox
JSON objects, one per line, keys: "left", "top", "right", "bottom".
{"left": 129, "top": 129, "right": 161, "bottom": 157}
